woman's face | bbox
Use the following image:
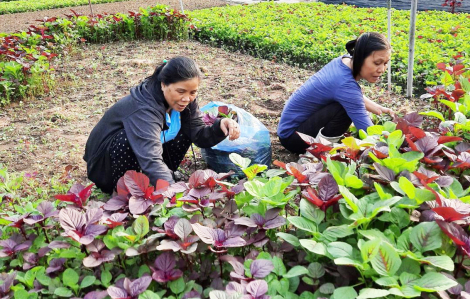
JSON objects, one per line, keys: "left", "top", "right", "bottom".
{"left": 161, "top": 77, "right": 199, "bottom": 112}
{"left": 357, "top": 49, "right": 391, "bottom": 83}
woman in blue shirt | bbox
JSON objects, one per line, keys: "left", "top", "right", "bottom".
{"left": 277, "top": 32, "right": 394, "bottom": 154}
{"left": 84, "top": 57, "right": 240, "bottom": 193}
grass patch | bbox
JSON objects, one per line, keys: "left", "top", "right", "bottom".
{"left": 190, "top": 2, "right": 470, "bottom": 89}
{"left": 0, "top": 0, "right": 130, "bottom": 15}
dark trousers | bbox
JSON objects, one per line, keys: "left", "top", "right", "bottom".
{"left": 279, "top": 102, "right": 352, "bottom": 154}
{"left": 110, "top": 129, "right": 191, "bottom": 188}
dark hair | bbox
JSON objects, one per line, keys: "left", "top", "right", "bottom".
{"left": 345, "top": 32, "right": 391, "bottom": 79}
{"left": 147, "top": 56, "right": 202, "bottom": 89}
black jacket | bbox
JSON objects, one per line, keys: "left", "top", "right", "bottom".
{"left": 83, "top": 80, "right": 226, "bottom": 194}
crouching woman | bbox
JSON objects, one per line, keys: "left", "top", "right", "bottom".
{"left": 277, "top": 32, "right": 395, "bottom": 154}
{"left": 84, "top": 56, "right": 240, "bottom": 194}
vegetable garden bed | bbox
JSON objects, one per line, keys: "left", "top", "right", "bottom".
{"left": 1, "top": 2, "right": 470, "bottom": 299}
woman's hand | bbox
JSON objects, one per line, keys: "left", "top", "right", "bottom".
{"left": 372, "top": 103, "right": 396, "bottom": 118}
{"left": 363, "top": 96, "right": 396, "bottom": 117}
{"left": 220, "top": 118, "right": 240, "bottom": 141}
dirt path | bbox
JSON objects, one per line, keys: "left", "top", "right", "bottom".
{"left": 0, "top": 0, "right": 228, "bottom": 33}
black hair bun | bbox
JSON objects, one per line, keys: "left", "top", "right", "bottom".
{"left": 345, "top": 39, "right": 356, "bottom": 56}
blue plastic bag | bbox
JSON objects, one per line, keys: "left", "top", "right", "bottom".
{"left": 200, "top": 101, "right": 272, "bottom": 176}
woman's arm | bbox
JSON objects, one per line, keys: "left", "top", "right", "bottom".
{"left": 185, "top": 100, "right": 229, "bottom": 148}
{"left": 363, "top": 95, "right": 395, "bottom": 116}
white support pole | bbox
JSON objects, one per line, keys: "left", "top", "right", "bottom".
{"left": 387, "top": 0, "right": 392, "bottom": 95}
{"left": 179, "top": 0, "right": 184, "bottom": 13}
{"left": 88, "top": 0, "right": 94, "bottom": 17}
{"left": 407, "top": 0, "right": 418, "bottom": 98}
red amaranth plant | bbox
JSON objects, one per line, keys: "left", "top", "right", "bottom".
{"left": 443, "top": 0, "right": 464, "bottom": 13}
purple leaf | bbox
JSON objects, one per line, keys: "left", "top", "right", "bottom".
{"left": 225, "top": 222, "right": 246, "bottom": 238}
{"left": 264, "top": 208, "right": 282, "bottom": 221}
{"left": 415, "top": 136, "right": 440, "bottom": 156}
{"left": 38, "top": 246, "right": 51, "bottom": 257}
{"left": 86, "top": 239, "right": 106, "bottom": 253}
{"left": 435, "top": 176, "right": 453, "bottom": 187}
{"left": 251, "top": 214, "right": 265, "bottom": 227}
{"left": 436, "top": 220, "right": 470, "bottom": 256}
{"left": 46, "top": 258, "right": 66, "bottom": 274}
{"left": 174, "top": 218, "right": 192, "bottom": 240}
{"left": 24, "top": 215, "right": 45, "bottom": 225}
{"left": 103, "top": 195, "right": 128, "bottom": 211}
{"left": 220, "top": 255, "right": 245, "bottom": 275}
{"left": 183, "top": 290, "right": 201, "bottom": 299}
{"left": 234, "top": 217, "right": 257, "bottom": 228}
{"left": 226, "top": 282, "right": 244, "bottom": 294}
{"left": 404, "top": 112, "right": 424, "bottom": 127}
{"left": 37, "top": 201, "right": 56, "bottom": 217}
{"left": 167, "top": 269, "right": 183, "bottom": 280}
{"left": 191, "top": 223, "right": 215, "bottom": 244}
{"left": 456, "top": 142, "right": 470, "bottom": 153}
{"left": 129, "top": 276, "right": 152, "bottom": 297}
{"left": 211, "top": 229, "right": 226, "bottom": 243}
{"left": 84, "top": 224, "right": 108, "bottom": 240}
{"left": 129, "top": 196, "right": 152, "bottom": 215}
{"left": 374, "top": 163, "right": 396, "bottom": 181}
{"left": 152, "top": 271, "right": 167, "bottom": 283}
{"left": 86, "top": 209, "right": 103, "bottom": 224}
{"left": 246, "top": 280, "right": 268, "bottom": 298}
{"left": 156, "top": 240, "right": 181, "bottom": 251}
{"left": 0, "top": 271, "right": 16, "bottom": 294}
{"left": 223, "top": 237, "right": 246, "bottom": 248}
{"left": 23, "top": 252, "right": 37, "bottom": 268}
{"left": 124, "top": 171, "right": 148, "bottom": 197}
{"left": 318, "top": 174, "right": 339, "bottom": 201}
{"left": 250, "top": 260, "right": 274, "bottom": 278}
{"left": 59, "top": 209, "right": 85, "bottom": 232}
{"left": 155, "top": 252, "right": 176, "bottom": 272}
{"left": 107, "top": 286, "right": 128, "bottom": 299}
{"left": 84, "top": 290, "right": 108, "bottom": 299}
{"left": 263, "top": 216, "right": 286, "bottom": 229}
{"left": 167, "top": 182, "right": 188, "bottom": 194}
{"left": 188, "top": 187, "right": 211, "bottom": 199}
{"left": 83, "top": 254, "right": 105, "bottom": 268}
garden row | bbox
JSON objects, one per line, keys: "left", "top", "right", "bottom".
{"left": 1, "top": 62, "right": 470, "bottom": 298}
{"left": 1, "top": 2, "right": 469, "bottom": 105}
{"left": 190, "top": 2, "right": 470, "bottom": 89}
{"left": 0, "top": 5, "right": 189, "bottom": 106}
{"left": 0, "top": 0, "right": 129, "bottom": 15}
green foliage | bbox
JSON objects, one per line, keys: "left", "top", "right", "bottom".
{"left": 0, "top": 5, "right": 189, "bottom": 105}
{"left": 0, "top": 0, "right": 129, "bottom": 15}
{"left": 191, "top": 2, "right": 470, "bottom": 88}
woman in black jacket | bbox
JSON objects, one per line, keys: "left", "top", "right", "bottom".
{"left": 84, "top": 57, "right": 240, "bottom": 194}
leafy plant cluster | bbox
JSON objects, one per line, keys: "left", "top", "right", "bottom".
{"left": 0, "top": 5, "right": 190, "bottom": 105}
{"left": 3, "top": 65, "right": 470, "bottom": 298}
{"left": 0, "top": 25, "right": 59, "bottom": 106}
{"left": 442, "top": 0, "right": 464, "bottom": 14}
{"left": 202, "top": 105, "right": 239, "bottom": 126}
{"left": 421, "top": 54, "right": 470, "bottom": 140}
{"left": 43, "top": 6, "right": 191, "bottom": 44}
{"left": 0, "top": 0, "right": 129, "bottom": 15}
{"left": 190, "top": 2, "right": 470, "bottom": 88}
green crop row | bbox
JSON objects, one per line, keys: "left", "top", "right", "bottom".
{"left": 0, "top": 5, "right": 189, "bottom": 105}
{"left": 0, "top": 0, "right": 129, "bottom": 15}
{"left": 190, "top": 2, "right": 470, "bottom": 89}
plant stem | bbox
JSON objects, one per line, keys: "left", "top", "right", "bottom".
{"left": 41, "top": 224, "right": 50, "bottom": 243}
{"left": 117, "top": 254, "right": 125, "bottom": 270}
{"left": 217, "top": 252, "right": 223, "bottom": 278}
{"left": 454, "top": 252, "right": 465, "bottom": 276}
